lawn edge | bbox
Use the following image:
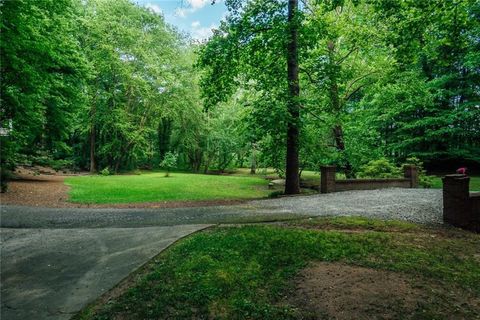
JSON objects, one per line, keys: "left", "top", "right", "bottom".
{"left": 71, "top": 224, "right": 216, "bottom": 320}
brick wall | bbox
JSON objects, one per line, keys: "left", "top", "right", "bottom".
{"left": 442, "top": 174, "right": 480, "bottom": 233}
{"left": 320, "top": 165, "right": 418, "bottom": 194}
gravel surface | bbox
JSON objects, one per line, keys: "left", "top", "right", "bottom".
{"left": 249, "top": 188, "right": 444, "bottom": 224}
{"left": 1, "top": 188, "right": 443, "bottom": 228}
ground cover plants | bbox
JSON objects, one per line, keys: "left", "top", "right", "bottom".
{"left": 77, "top": 217, "right": 480, "bottom": 320}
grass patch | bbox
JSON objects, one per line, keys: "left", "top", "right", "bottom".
{"left": 431, "top": 175, "right": 480, "bottom": 191}
{"left": 78, "top": 219, "right": 480, "bottom": 320}
{"left": 287, "top": 215, "right": 421, "bottom": 232}
{"left": 65, "top": 172, "right": 271, "bottom": 204}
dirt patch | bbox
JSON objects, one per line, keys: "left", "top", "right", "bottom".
{"left": 287, "top": 262, "right": 480, "bottom": 320}
{"left": 0, "top": 168, "right": 74, "bottom": 207}
{"left": 0, "top": 169, "right": 246, "bottom": 209}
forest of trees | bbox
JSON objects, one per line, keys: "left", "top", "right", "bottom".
{"left": 1, "top": 0, "right": 479, "bottom": 193}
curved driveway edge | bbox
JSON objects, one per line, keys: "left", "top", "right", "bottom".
{"left": 1, "top": 225, "right": 211, "bottom": 320}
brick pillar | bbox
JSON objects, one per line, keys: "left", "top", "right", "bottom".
{"left": 471, "top": 195, "right": 480, "bottom": 233}
{"left": 403, "top": 165, "right": 418, "bottom": 188}
{"left": 442, "top": 174, "right": 470, "bottom": 228}
{"left": 321, "top": 165, "right": 336, "bottom": 193}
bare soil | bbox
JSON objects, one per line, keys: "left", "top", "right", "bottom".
{"left": 0, "top": 167, "right": 244, "bottom": 208}
{"left": 287, "top": 262, "right": 480, "bottom": 320}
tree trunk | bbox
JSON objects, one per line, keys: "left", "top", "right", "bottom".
{"left": 203, "top": 155, "right": 210, "bottom": 174}
{"left": 332, "top": 125, "right": 354, "bottom": 178}
{"left": 285, "top": 0, "right": 301, "bottom": 194}
{"left": 250, "top": 143, "right": 256, "bottom": 174}
{"left": 89, "top": 125, "right": 96, "bottom": 173}
{"left": 157, "top": 118, "right": 172, "bottom": 160}
{"left": 327, "top": 42, "right": 354, "bottom": 178}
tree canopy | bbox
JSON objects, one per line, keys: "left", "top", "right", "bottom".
{"left": 1, "top": 0, "right": 479, "bottom": 192}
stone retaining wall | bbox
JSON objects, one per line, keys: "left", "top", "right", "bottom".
{"left": 442, "top": 174, "right": 480, "bottom": 233}
{"left": 320, "top": 165, "right": 418, "bottom": 194}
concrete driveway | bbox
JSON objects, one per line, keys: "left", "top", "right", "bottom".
{"left": 0, "top": 188, "right": 442, "bottom": 320}
{"left": 1, "top": 225, "right": 210, "bottom": 320}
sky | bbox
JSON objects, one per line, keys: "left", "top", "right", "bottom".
{"left": 134, "top": 0, "right": 227, "bottom": 40}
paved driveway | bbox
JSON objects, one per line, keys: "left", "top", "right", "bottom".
{"left": 0, "top": 188, "right": 443, "bottom": 319}
{"left": 0, "top": 225, "right": 210, "bottom": 320}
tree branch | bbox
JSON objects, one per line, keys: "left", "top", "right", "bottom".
{"left": 342, "top": 71, "right": 378, "bottom": 101}
{"left": 301, "top": 105, "right": 327, "bottom": 123}
{"left": 336, "top": 46, "right": 358, "bottom": 65}
{"left": 299, "top": 67, "right": 318, "bottom": 84}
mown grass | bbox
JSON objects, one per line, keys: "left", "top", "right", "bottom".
{"left": 65, "top": 172, "right": 271, "bottom": 204}
{"left": 77, "top": 217, "right": 480, "bottom": 320}
{"left": 431, "top": 175, "right": 480, "bottom": 191}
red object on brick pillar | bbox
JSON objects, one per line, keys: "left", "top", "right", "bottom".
{"left": 320, "top": 165, "right": 336, "bottom": 194}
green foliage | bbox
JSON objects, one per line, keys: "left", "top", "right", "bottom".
{"left": 2, "top": 0, "right": 478, "bottom": 184}
{"left": 1, "top": 0, "right": 206, "bottom": 176}
{"left": 83, "top": 224, "right": 480, "bottom": 319}
{"left": 1, "top": 0, "right": 86, "bottom": 177}
{"left": 160, "top": 152, "right": 178, "bottom": 177}
{"left": 357, "top": 158, "right": 401, "bottom": 179}
{"left": 100, "top": 167, "right": 110, "bottom": 176}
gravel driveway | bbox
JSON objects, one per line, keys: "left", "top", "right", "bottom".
{"left": 1, "top": 188, "right": 443, "bottom": 228}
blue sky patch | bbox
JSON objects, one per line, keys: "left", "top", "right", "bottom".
{"left": 134, "top": 0, "right": 227, "bottom": 40}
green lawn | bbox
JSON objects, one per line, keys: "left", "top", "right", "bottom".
{"left": 77, "top": 217, "right": 480, "bottom": 320}
{"left": 65, "top": 172, "right": 271, "bottom": 204}
{"left": 431, "top": 175, "right": 480, "bottom": 191}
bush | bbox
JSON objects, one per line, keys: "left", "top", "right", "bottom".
{"left": 358, "top": 158, "right": 401, "bottom": 179}
{"left": 160, "top": 152, "right": 178, "bottom": 177}
{"left": 30, "top": 154, "right": 74, "bottom": 171}
{"left": 100, "top": 167, "right": 111, "bottom": 176}
{"left": 402, "top": 157, "right": 433, "bottom": 188}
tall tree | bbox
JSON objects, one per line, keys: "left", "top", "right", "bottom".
{"left": 301, "top": 0, "right": 394, "bottom": 176}
{"left": 285, "top": 0, "right": 301, "bottom": 193}
{"left": 200, "top": 0, "right": 302, "bottom": 193}
{"left": 1, "top": 0, "right": 85, "bottom": 169}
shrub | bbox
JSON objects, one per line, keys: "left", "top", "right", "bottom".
{"left": 100, "top": 167, "right": 110, "bottom": 176}
{"left": 160, "top": 152, "right": 178, "bottom": 177}
{"left": 402, "top": 157, "right": 433, "bottom": 188}
{"left": 358, "top": 158, "right": 401, "bottom": 179}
